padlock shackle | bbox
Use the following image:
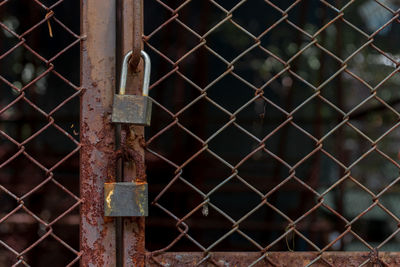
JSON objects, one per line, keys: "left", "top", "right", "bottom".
{"left": 141, "top": 51, "right": 151, "bottom": 96}
{"left": 119, "top": 50, "right": 151, "bottom": 96}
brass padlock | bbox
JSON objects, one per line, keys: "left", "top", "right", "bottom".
{"left": 112, "top": 50, "right": 152, "bottom": 126}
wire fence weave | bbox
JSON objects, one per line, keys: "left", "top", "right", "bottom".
{"left": 0, "top": 0, "right": 82, "bottom": 265}
{"left": 145, "top": 0, "right": 400, "bottom": 266}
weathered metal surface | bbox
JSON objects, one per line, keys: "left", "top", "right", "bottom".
{"left": 104, "top": 182, "right": 148, "bottom": 217}
{"left": 112, "top": 94, "right": 152, "bottom": 125}
{"left": 80, "top": 0, "right": 116, "bottom": 265}
{"left": 130, "top": 0, "right": 143, "bottom": 70}
{"left": 148, "top": 252, "right": 400, "bottom": 267}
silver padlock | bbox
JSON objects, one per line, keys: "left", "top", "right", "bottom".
{"left": 111, "top": 50, "right": 152, "bottom": 126}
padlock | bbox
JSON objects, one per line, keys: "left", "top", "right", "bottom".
{"left": 112, "top": 50, "right": 152, "bottom": 126}
{"left": 104, "top": 182, "right": 148, "bottom": 217}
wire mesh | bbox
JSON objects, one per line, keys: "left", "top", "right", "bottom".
{"left": 144, "top": 0, "right": 400, "bottom": 266}
{"left": 0, "top": 0, "right": 81, "bottom": 265}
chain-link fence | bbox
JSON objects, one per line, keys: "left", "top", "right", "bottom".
{"left": 0, "top": 0, "right": 81, "bottom": 265}
{"left": 3, "top": 0, "right": 400, "bottom": 266}
{"left": 145, "top": 0, "right": 400, "bottom": 265}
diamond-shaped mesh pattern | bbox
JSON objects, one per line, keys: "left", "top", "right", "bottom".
{"left": 0, "top": 0, "right": 81, "bottom": 265}
{"left": 145, "top": 0, "right": 400, "bottom": 265}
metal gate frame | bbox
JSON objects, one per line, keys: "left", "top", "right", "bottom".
{"left": 80, "top": 0, "right": 145, "bottom": 266}
{"left": 80, "top": 1, "right": 400, "bottom": 266}
{"left": 80, "top": 0, "right": 116, "bottom": 265}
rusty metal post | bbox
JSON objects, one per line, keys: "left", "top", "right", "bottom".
{"left": 80, "top": 0, "right": 117, "bottom": 266}
{"left": 118, "top": 0, "right": 146, "bottom": 266}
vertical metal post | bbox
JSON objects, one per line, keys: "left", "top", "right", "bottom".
{"left": 115, "top": 1, "right": 124, "bottom": 266}
{"left": 119, "top": 0, "right": 146, "bottom": 266}
{"left": 80, "top": 0, "right": 116, "bottom": 266}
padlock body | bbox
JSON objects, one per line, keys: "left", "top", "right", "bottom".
{"left": 104, "top": 182, "right": 148, "bottom": 217}
{"left": 112, "top": 95, "right": 152, "bottom": 125}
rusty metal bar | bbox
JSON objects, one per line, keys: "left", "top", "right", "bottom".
{"left": 148, "top": 252, "right": 400, "bottom": 266}
{"left": 115, "top": 1, "right": 124, "bottom": 266}
{"left": 118, "top": 0, "right": 146, "bottom": 266}
{"left": 80, "top": 0, "right": 116, "bottom": 266}
{"left": 130, "top": 0, "right": 143, "bottom": 70}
